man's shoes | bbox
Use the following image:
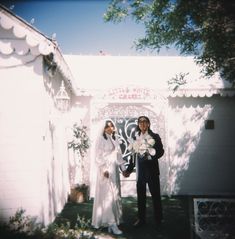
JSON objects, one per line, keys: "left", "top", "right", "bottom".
{"left": 133, "top": 219, "right": 146, "bottom": 228}
{"left": 155, "top": 220, "right": 162, "bottom": 226}
{"left": 155, "top": 220, "right": 164, "bottom": 230}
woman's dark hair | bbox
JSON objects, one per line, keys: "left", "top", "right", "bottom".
{"left": 103, "top": 120, "right": 116, "bottom": 140}
{"left": 135, "top": 116, "right": 153, "bottom": 136}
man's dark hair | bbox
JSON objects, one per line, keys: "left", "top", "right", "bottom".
{"left": 135, "top": 116, "right": 153, "bottom": 137}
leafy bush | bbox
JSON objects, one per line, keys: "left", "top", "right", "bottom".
{"left": 68, "top": 124, "right": 90, "bottom": 157}
{"left": 0, "top": 208, "right": 96, "bottom": 239}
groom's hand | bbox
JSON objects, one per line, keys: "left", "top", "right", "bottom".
{"left": 122, "top": 170, "right": 130, "bottom": 177}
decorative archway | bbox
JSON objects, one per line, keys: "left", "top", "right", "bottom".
{"left": 89, "top": 85, "right": 170, "bottom": 196}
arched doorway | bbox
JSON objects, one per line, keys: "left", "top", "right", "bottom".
{"left": 89, "top": 86, "right": 170, "bottom": 196}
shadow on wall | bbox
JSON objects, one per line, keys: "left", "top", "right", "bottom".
{"left": 40, "top": 116, "right": 70, "bottom": 225}
{"left": 168, "top": 96, "right": 235, "bottom": 196}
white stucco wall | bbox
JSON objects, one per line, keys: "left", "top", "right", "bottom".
{"left": 0, "top": 54, "right": 46, "bottom": 220}
{"left": 0, "top": 56, "right": 73, "bottom": 224}
{"left": 64, "top": 55, "right": 235, "bottom": 197}
{"left": 168, "top": 96, "right": 235, "bottom": 195}
{"left": 83, "top": 94, "right": 235, "bottom": 197}
{"left": 0, "top": 23, "right": 73, "bottom": 224}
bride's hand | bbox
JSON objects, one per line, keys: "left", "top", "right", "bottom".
{"left": 104, "top": 171, "right": 109, "bottom": 178}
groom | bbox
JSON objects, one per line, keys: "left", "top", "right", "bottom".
{"left": 123, "top": 116, "right": 164, "bottom": 228}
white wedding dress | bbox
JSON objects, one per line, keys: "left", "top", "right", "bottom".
{"left": 92, "top": 133, "right": 126, "bottom": 228}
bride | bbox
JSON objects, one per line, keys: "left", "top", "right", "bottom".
{"left": 91, "top": 119, "right": 127, "bottom": 235}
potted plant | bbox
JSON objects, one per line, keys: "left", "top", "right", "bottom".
{"left": 69, "top": 183, "right": 89, "bottom": 203}
{"left": 68, "top": 123, "right": 90, "bottom": 203}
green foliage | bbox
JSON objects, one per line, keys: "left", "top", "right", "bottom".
{"left": 74, "top": 183, "right": 89, "bottom": 193}
{"left": 43, "top": 214, "right": 94, "bottom": 239}
{"left": 104, "top": 0, "right": 235, "bottom": 84}
{"left": 75, "top": 214, "right": 91, "bottom": 232}
{"left": 68, "top": 124, "right": 90, "bottom": 157}
{"left": 0, "top": 208, "right": 95, "bottom": 239}
{"left": 0, "top": 208, "right": 43, "bottom": 238}
{"left": 168, "top": 72, "right": 189, "bottom": 92}
{"left": 8, "top": 208, "right": 42, "bottom": 235}
{"left": 43, "top": 221, "right": 78, "bottom": 239}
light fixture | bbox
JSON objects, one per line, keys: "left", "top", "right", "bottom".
{"left": 55, "top": 80, "right": 70, "bottom": 112}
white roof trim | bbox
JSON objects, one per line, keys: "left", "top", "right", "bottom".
{"left": 0, "top": 4, "right": 78, "bottom": 95}
{"left": 0, "top": 6, "right": 54, "bottom": 55}
{"left": 76, "top": 88, "right": 235, "bottom": 98}
{"left": 168, "top": 89, "right": 235, "bottom": 97}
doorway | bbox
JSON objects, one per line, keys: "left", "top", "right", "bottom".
{"left": 89, "top": 101, "right": 169, "bottom": 196}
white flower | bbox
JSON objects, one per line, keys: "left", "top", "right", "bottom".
{"left": 147, "top": 138, "right": 155, "bottom": 146}
{"left": 127, "top": 138, "right": 134, "bottom": 151}
{"left": 128, "top": 135, "right": 156, "bottom": 157}
{"left": 133, "top": 141, "right": 141, "bottom": 152}
{"left": 148, "top": 147, "right": 156, "bottom": 156}
{"left": 74, "top": 138, "right": 82, "bottom": 145}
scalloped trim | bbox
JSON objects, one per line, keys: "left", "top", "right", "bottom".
{"left": 0, "top": 10, "right": 54, "bottom": 56}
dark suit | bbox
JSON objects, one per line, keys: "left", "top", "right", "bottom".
{"left": 127, "top": 129, "right": 164, "bottom": 223}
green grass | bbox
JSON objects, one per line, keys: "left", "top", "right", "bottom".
{"left": 56, "top": 196, "right": 191, "bottom": 239}
{"left": 0, "top": 196, "right": 192, "bottom": 239}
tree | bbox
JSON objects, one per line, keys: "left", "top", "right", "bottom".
{"left": 104, "top": 0, "right": 235, "bottom": 85}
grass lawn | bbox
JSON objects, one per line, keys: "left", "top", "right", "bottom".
{"left": 55, "top": 196, "right": 192, "bottom": 239}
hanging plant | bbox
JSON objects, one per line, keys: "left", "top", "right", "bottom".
{"left": 68, "top": 124, "right": 90, "bottom": 157}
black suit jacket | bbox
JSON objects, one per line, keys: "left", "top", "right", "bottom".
{"left": 127, "top": 130, "right": 164, "bottom": 177}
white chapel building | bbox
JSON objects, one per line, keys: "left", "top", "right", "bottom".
{"left": 1, "top": 4, "right": 235, "bottom": 226}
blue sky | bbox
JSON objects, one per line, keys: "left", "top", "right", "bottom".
{"left": 2, "top": 0, "right": 180, "bottom": 56}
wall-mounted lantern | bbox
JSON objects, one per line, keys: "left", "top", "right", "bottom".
{"left": 55, "top": 80, "right": 70, "bottom": 112}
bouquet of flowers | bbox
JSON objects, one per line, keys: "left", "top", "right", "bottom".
{"left": 127, "top": 134, "right": 156, "bottom": 157}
